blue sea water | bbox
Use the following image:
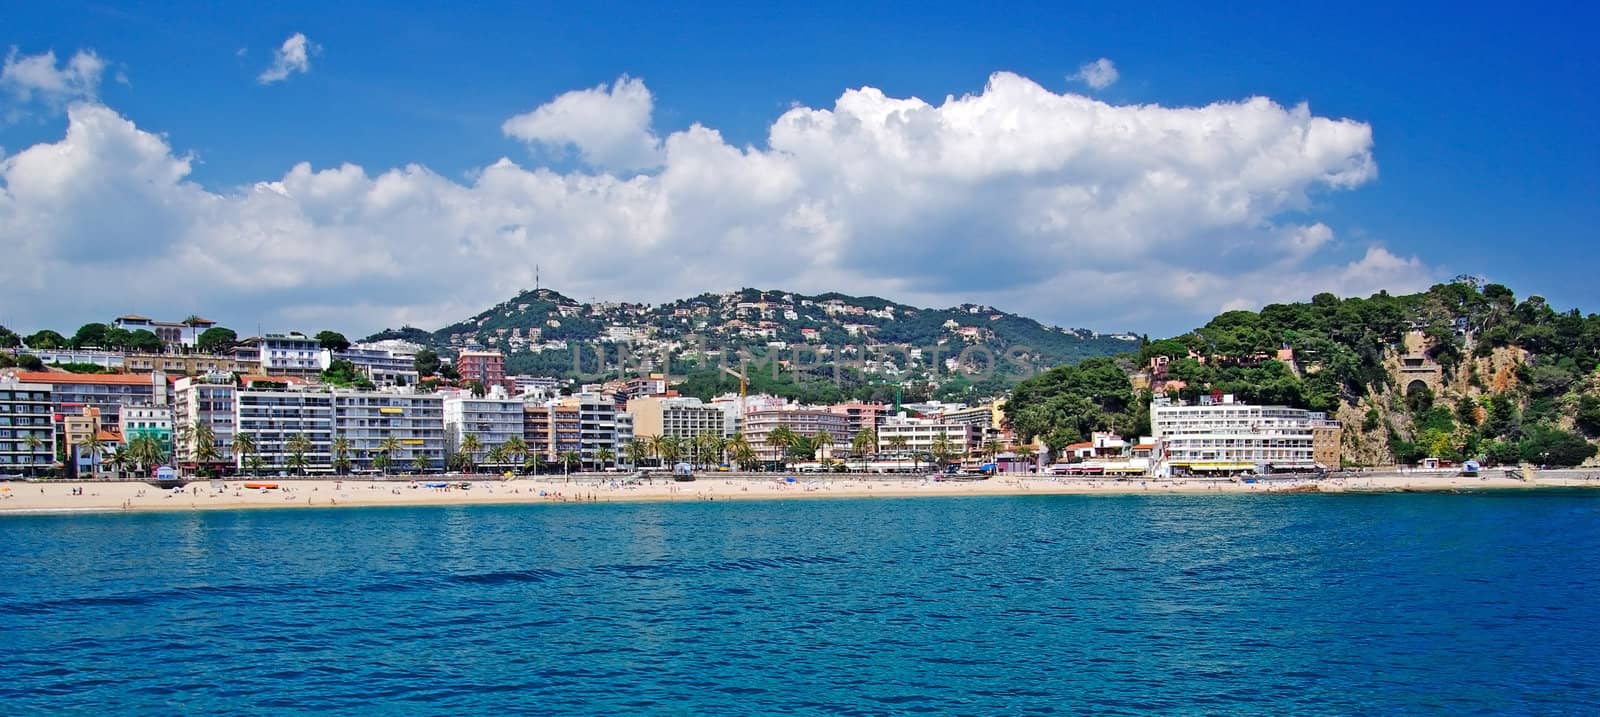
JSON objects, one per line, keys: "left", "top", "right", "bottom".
{"left": 3, "top": 493, "right": 1599, "bottom": 715}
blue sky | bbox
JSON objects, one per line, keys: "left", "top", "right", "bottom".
{"left": 2, "top": 0, "right": 1596, "bottom": 336}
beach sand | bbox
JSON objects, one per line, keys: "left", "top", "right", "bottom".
{"left": 2, "top": 470, "right": 1599, "bottom": 515}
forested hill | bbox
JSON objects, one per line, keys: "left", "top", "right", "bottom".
{"left": 1006, "top": 281, "right": 1600, "bottom": 467}
{"left": 364, "top": 287, "right": 1138, "bottom": 402}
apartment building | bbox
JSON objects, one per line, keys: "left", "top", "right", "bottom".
{"left": 173, "top": 375, "right": 236, "bottom": 469}
{"left": 235, "top": 386, "right": 334, "bottom": 473}
{"left": 557, "top": 393, "right": 622, "bottom": 468}
{"left": 743, "top": 408, "right": 849, "bottom": 462}
{"left": 331, "top": 390, "right": 445, "bottom": 472}
{"left": 443, "top": 390, "right": 524, "bottom": 459}
{"left": 1150, "top": 395, "right": 1319, "bottom": 475}
{"left": 1311, "top": 416, "right": 1344, "bottom": 469}
{"left": 237, "top": 333, "right": 323, "bottom": 377}
{"left": 324, "top": 345, "right": 420, "bottom": 387}
{"left": 524, "top": 403, "right": 581, "bottom": 460}
{"left": 456, "top": 350, "right": 509, "bottom": 391}
{"left": 119, "top": 405, "right": 173, "bottom": 450}
{"left": 828, "top": 401, "right": 888, "bottom": 437}
{"left": 0, "top": 375, "right": 54, "bottom": 477}
{"left": 877, "top": 415, "right": 980, "bottom": 458}
{"left": 12, "top": 371, "right": 168, "bottom": 431}
{"left": 628, "top": 396, "right": 727, "bottom": 440}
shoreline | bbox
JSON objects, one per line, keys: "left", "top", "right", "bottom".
{"left": 4, "top": 472, "right": 1599, "bottom": 517}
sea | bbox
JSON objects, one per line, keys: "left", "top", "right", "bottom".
{"left": 3, "top": 492, "right": 1598, "bottom": 715}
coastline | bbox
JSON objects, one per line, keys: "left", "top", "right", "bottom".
{"left": 4, "top": 470, "right": 1600, "bottom": 516}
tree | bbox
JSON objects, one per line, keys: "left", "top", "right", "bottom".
{"left": 930, "top": 431, "right": 959, "bottom": 468}
{"left": 24, "top": 330, "right": 67, "bottom": 349}
{"left": 886, "top": 435, "right": 910, "bottom": 472}
{"left": 71, "top": 323, "right": 110, "bottom": 349}
{"left": 458, "top": 433, "right": 483, "bottom": 473}
{"left": 765, "top": 426, "right": 797, "bottom": 468}
{"left": 411, "top": 452, "right": 432, "bottom": 474}
{"left": 0, "top": 324, "right": 19, "bottom": 348}
{"left": 693, "top": 433, "right": 724, "bottom": 469}
{"left": 77, "top": 431, "right": 107, "bottom": 477}
{"left": 524, "top": 452, "right": 546, "bottom": 475}
{"left": 485, "top": 444, "right": 509, "bottom": 471}
{"left": 1015, "top": 443, "right": 1037, "bottom": 470}
{"left": 595, "top": 446, "right": 615, "bottom": 469}
{"left": 332, "top": 437, "right": 354, "bottom": 474}
{"left": 232, "top": 433, "right": 258, "bottom": 476}
{"left": 851, "top": 428, "right": 877, "bottom": 471}
{"left": 128, "top": 434, "right": 167, "bottom": 476}
{"left": 315, "top": 330, "right": 351, "bottom": 352}
{"left": 127, "top": 329, "right": 164, "bottom": 353}
{"left": 624, "top": 439, "right": 650, "bottom": 468}
{"left": 197, "top": 327, "right": 238, "bottom": 354}
{"left": 413, "top": 348, "right": 442, "bottom": 376}
{"left": 503, "top": 435, "right": 528, "bottom": 472}
{"left": 727, "top": 434, "right": 758, "bottom": 470}
{"left": 192, "top": 423, "right": 220, "bottom": 470}
{"left": 377, "top": 436, "right": 401, "bottom": 475}
{"left": 1518, "top": 425, "right": 1596, "bottom": 467}
{"left": 558, "top": 450, "right": 581, "bottom": 479}
{"left": 285, "top": 433, "right": 313, "bottom": 476}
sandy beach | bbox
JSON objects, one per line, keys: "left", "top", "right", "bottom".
{"left": 2, "top": 470, "right": 1599, "bottom": 515}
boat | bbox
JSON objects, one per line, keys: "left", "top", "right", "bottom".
{"left": 242, "top": 482, "right": 279, "bottom": 490}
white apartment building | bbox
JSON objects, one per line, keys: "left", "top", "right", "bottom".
{"left": 1150, "top": 395, "right": 1318, "bottom": 475}
{"left": 235, "top": 387, "right": 334, "bottom": 473}
{"left": 877, "top": 415, "right": 980, "bottom": 458}
{"left": 173, "top": 375, "right": 236, "bottom": 468}
{"left": 0, "top": 375, "right": 54, "bottom": 477}
{"left": 119, "top": 405, "right": 173, "bottom": 449}
{"left": 323, "top": 344, "right": 420, "bottom": 387}
{"left": 443, "top": 390, "right": 525, "bottom": 459}
{"left": 243, "top": 333, "right": 323, "bottom": 375}
{"left": 332, "top": 390, "right": 445, "bottom": 472}
{"left": 558, "top": 392, "right": 622, "bottom": 468}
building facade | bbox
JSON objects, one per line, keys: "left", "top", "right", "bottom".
{"left": 235, "top": 386, "right": 334, "bottom": 473}
{"left": 124, "top": 353, "right": 255, "bottom": 376}
{"left": 325, "top": 345, "right": 420, "bottom": 387}
{"left": 443, "top": 392, "right": 524, "bottom": 461}
{"left": 331, "top": 391, "right": 445, "bottom": 472}
{"left": 877, "top": 415, "right": 980, "bottom": 459}
{"left": 173, "top": 375, "right": 236, "bottom": 469}
{"left": 743, "top": 408, "right": 850, "bottom": 462}
{"left": 13, "top": 371, "right": 167, "bottom": 431}
{"left": 558, "top": 393, "right": 622, "bottom": 468}
{"left": 628, "top": 396, "right": 727, "bottom": 440}
{"left": 456, "top": 350, "right": 509, "bottom": 391}
{"left": 1311, "top": 416, "right": 1344, "bottom": 469}
{"left": 239, "top": 333, "right": 323, "bottom": 377}
{"left": 119, "top": 405, "right": 173, "bottom": 453}
{"left": 0, "top": 375, "right": 54, "bottom": 477}
{"left": 1150, "top": 396, "right": 1319, "bottom": 475}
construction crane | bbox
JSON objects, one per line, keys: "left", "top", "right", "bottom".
{"left": 720, "top": 365, "right": 748, "bottom": 433}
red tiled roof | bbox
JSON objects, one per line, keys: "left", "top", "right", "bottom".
{"left": 1065, "top": 441, "right": 1094, "bottom": 449}
{"left": 12, "top": 371, "right": 154, "bottom": 386}
{"left": 240, "top": 375, "right": 307, "bottom": 386}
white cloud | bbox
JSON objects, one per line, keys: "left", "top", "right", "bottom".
{"left": 1072, "top": 58, "right": 1119, "bottom": 90}
{"left": 502, "top": 75, "right": 663, "bottom": 171}
{"left": 258, "top": 33, "right": 316, "bottom": 85}
{"left": 1, "top": 48, "right": 105, "bottom": 117}
{"left": 0, "top": 72, "right": 1433, "bottom": 336}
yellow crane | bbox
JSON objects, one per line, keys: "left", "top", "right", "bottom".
{"left": 720, "top": 365, "right": 747, "bottom": 431}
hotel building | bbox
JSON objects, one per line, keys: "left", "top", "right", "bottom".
{"left": 331, "top": 390, "right": 445, "bottom": 472}
{"left": 1150, "top": 395, "right": 1319, "bottom": 475}
{"left": 743, "top": 408, "right": 850, "bottom": 463}
{"left": 627, "top": 395, "right": 727, "bottom": 441}
{"left": 443, "top": 390, "right": 524, "bottom": 460}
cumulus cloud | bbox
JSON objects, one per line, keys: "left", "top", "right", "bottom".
{"left": 1, "top": 48, "right": 104, "bottom": 117}
{"left": 1072, "top": 58, "right": 1118, "bottom": 90}
{"left": 258, "top": 33, "right": 316, "bottom": 84}
{"left": 502, "top": 75, "right": 663, "bottom": 171}
{"left": 0, "top": 72, "right": 1433, "bottom": 335}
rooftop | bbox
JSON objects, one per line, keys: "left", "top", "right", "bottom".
{"left": 11, "top": 371, "right": 155, "bottom": 386}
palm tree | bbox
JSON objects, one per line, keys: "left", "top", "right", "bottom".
{"left": 77, "top": 431, "right": 107, "bottom": 478}
{"left": 646, "top": 435, "right": 668, "bottom": 467}
{"left": 377, "top": 436, "right": 401, "bottom": 475}
{"left": 931, "top": 431, "right": 959, "bottom": 470}
{"left": 656, "top": 436, "right": 684, "bottom": 467}
{"left": 595, "top": 446, "right": 615, "bottom": 470}
{"left": 558, "top": 450, "right": 580, "bottom": 480}
{"left": 885, "top": 435, "right": 910, "bottom": 472}
{"left": 459, "top": 433, "right": 483, "bottom": 474}
{"left": 693, "top": 433, "right": 724, "bottom": 469}
{"left": 852, "top": 428, "right": 877, "bottom": 472}
{"left": 232, "top": 432, "right": 258, "bottom": 476}
{"left": 247, "top": 453, "right": 266, "bottom": 476}
{"left": 411, "top": 451, "right": 432, "bottom": 474}
{"left": 109, "top": 447, "right": 137, "bottom": 479}
{"left": 812, "top": 430, "right": 833, "bottom": 462}
{"left": 524, "top": 451, "right": 545, "bottom": 475}
{"left": 624, "top": 439, "right": 650, "bottom": 468}
{"left": 192, "top": 423, "right": 219, "bottom": 473}
{"left": 485, "top": 444, "right": 509, "bottom": 473}
{"left": 285, "top": 433, "right": 312, "bottom": 476}
{"left": 128, "top": 434, "right": 166, "bottom": 477}
{"left": 729, "top": 435, "right": 759, "bottom": 471}
{"left": 332, "top": 437, "right": 353, "bottom": 475}
{"left": 765, "top": 426, "right": 797, "bottom": 469}
{"left": 502, "top": 435, "right": 528, "bottom": 471}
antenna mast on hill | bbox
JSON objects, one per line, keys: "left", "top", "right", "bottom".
{"left": 535, "top": 264, "right": 540, "bottom": 292}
